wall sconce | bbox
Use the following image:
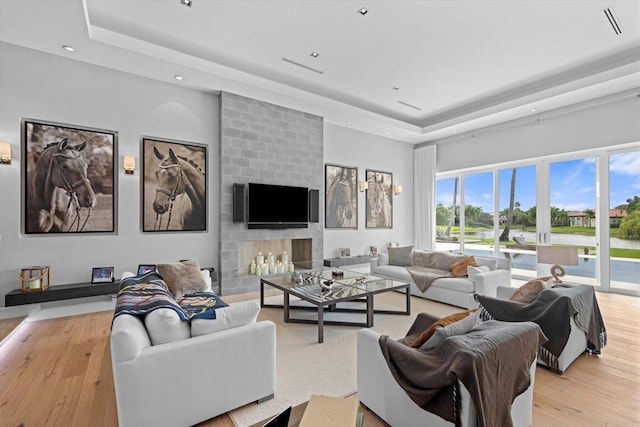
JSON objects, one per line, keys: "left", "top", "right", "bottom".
{"left": 0, "top": 141, "right": 11, "bottom": 164}
{"left": 394, "top": 184, "right": 403, "bottom": 195}
{"left": 123, "top": 155, "right": 136, "bottom": 175}
{"left": 359, "top": 181, "right": 368, "bottom": 192}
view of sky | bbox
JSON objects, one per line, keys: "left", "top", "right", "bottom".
{"left": 436, "top": 151, "right": 640, "bottom": 214}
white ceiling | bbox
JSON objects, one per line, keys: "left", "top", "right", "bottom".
{"left": 1, "top": 0, "right": 639, "bottom": 144}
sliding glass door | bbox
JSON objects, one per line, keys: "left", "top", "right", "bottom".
{"left": 609, "top": 150, "right": 640, "bottom": 295}
{"left": 435, "top": 177, "right": 460, "bottom": 251}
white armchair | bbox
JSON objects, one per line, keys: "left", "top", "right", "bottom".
{"left": 357, "top": 324, "right": 536, "bottom": 427}
{"left": 111, "top": 270, "right": 276, "bottom": 427}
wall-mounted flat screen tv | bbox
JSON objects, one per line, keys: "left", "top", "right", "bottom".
{"left": 248, "top": 183, "right": 309, "bottom": 229}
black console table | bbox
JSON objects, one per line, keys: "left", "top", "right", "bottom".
{"left": 5, "top": 281, "right": 120, "bottom": 307}
{"left": 323, "top": 255, "right": 372, "bottom": 268}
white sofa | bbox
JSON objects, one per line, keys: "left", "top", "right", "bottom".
{"left": 371, "top": 251, "right": 511, "bottom": 309}
{"left": 358, "top": 327, "right": 536, "bottom": 427}
{"left": 497, "top": 285, "right": 588, "bottom": 372}
{"left": 111, "top": 271, "right": 276, "bottom": 427}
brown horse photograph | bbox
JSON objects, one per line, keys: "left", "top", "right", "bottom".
{"left": 23, "top": 119, "right": 117, "bottom": 234}
{"left": 142, "top": 137, "right": 207, "bottom": 232}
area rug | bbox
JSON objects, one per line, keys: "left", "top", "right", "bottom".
{"left": 229, "top": 291, "right": 459, "bottom": 427}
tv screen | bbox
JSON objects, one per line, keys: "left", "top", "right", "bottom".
{"left": 248, "top": 183, "right": 309, "bottom": 228}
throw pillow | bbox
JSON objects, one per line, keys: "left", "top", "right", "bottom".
{"left": 420, "top": 311, "right": 480, "bottom": 351}
{"left": 509, "top": 276, "right": 555, "bottom": 303}
{"left": 145, "top": 308, "right": 191, "bottom": 345}
{"left": 450, "top": 256, "right": 478, "bottom": 277}
{"left": 475, "top": 257, "right": 499, "bottom": 270}
{"left": 388, "top": 245, "right": 414, "bottom": 266}
{"left": 191, "top": 300, "right": 261, "bottom": 336}
{"left": 411, "top": 309, "right": 477, "bottom": 348}
{"left": 157, "top": 259, "right": 208, "bottom": 298}
{"left": 467, "top": 265, "right": 491, "bottom": 277}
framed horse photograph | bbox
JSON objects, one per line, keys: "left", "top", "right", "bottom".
{"left": 22, "top": 118, "right": 117, "bottom": 234}
{"left": 141, "top": 137, "right": 207, "bottom": 232}
{"left": 325, "top": 163, "right": 357, "bottom": 229}
{"left": 365, "top": 169, "right": 393, "bottom": 229}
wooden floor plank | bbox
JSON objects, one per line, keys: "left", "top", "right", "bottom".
{"left": 0, "top": 291, "right": 638, "bottom": 426}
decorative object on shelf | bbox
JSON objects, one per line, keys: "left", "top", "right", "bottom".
{"left": 325, "top": 163, "right": 357, "bottom": 229}
{"left": 21, "top": 265, "right": 51, "bottom": 292}
{"left": 339, "top": 247, "right": 351, "bottom": 258}
{"left": 123, "top": 155, "right": 135, "bottom": 174}
{"left": 537, "top": 245, "right": 579, "bottom": 283}
{"left": 320, "top": 279, "right": 334, "bottom": 291}
{"left": 141, "top": 136, "right": 207, "bottom": 232}
{"left": 0, "top": 141, "right": 11, "bottom": 164}
{"left": 366, "top": 169, "right": 393, "bottom": 228}
{"left": 355, "top": 275, "right": 367, "bottom": 284}
{"left": 388, "top": 242, "right": 399, "bottom": 248}
{"left": 137, "top": 264, "right": 156, "bottom": 275}
{"left": 22, "top": 118, "right": 117, "bottom": 234}
{"left": 370, "top": 246, "right": 378, "bottom": 256}
{"left": 331, "top": 270, "right": 344, "bottom": 279}
{"left": 91, "top": 266, "right": 115, "bottom": 284}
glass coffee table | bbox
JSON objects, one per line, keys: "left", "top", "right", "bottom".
{"left": 260, "top": 269, "right": 410, "bottom": 343}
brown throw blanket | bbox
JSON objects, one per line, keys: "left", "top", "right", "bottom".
{"left": 475, "top": 284, "right": 607, "bottom": 371}
{"left": 406, "top": 265, "right": 452, "bottom": 292}
{"left": 379, "top": 313, "right": 547, "bottom": 427}
{"left": 406, "top": 250, "right": 464, "bottom": 292}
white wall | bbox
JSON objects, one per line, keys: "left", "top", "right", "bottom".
{"left": 323, "top": 123, "right": 414, "bottom": 258}
{"left": 436, "top": 92, "right": 640, "bottom": 172}
{"left": 0, "top": 43, "right": 219, "bottom": 304}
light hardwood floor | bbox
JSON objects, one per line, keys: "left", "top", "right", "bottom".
{"left": 0, "top": 291, "right": 638, "bottom": 426}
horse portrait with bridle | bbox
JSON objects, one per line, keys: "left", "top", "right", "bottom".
{"left": 26, "top": 138, "right": 96, "bottom": 232}
{"left": 366, "top": 170, "right": 393, "bottom": 228}
{"left": 143, "top": 139, "right": 206, "bottom": 232}
{"left": 23, "top": 119, "right": 116, "bottom": 234}
{"left": 325, "top": 164, "right": 357, "bottom": 228}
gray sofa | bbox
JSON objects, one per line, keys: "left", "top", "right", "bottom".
{"left": 371, "top": 249, "right": 511, "bottom": 309}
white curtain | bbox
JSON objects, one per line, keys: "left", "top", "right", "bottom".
{"left": 414, "top": 145, "right": 436, "bottom": 250}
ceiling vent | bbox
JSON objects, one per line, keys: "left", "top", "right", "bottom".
{"left": 281, "top": 58, "right": 324, "bottom": 74}
{"left": 603, "top": 8, "right": 622, "bottom": 35}
{"left": 397, "top": 100, "right": 422, "bottom": 111}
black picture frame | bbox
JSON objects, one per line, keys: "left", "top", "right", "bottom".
{"left": 325, "top": 164, "right": 357, "bottom": 229}
{"left": 22, "top": 118, "right": 117, "bottom": 234}
{"left": 141, "top": 137, "right": 207, "bottom": 232}
{"left": 137, "top": 264, "right": 157, "bottom": 275}
{"left": 91, "top": 267, "right": 115, "bottom": 284}
{"left": 366, "top": 169, "right": 393, "bottom": 228}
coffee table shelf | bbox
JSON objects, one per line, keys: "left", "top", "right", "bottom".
{"left": 260, "top": 269, "right": 409, "bottom": 343}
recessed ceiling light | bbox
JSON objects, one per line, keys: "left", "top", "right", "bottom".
{"left": 347, "top": 121, "right": 352, "bottom": 125}
{"left": 174, "top": 75, "right": 184, "bottom": 81}
{"left": 62, "top": 45, "right": 75, "bottom": 52}
{"left": 452, "top": 130, "right": 458, "bottom": 133}
{"left": 392, "top": 86, "right": 399, "bottom": 91}
{"left": 310, "top": 52, "right": 319, "bottom": 58}
{"left": 385, "top": 131, "right": 390, "bottom": 135}
{"left": 530, "top": 108, "right": 537, "bottom": 112}
{"left": 357, "top": 7, "right": 368, "bottom": 15}
{"left": 180, "top": 0, "right": 193, "bottom": 7}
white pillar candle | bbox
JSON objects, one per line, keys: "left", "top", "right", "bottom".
{"left": 288, "top": 263, "right": 295, "bottom": 272}
{"left": 282, "top": 251, "right": 289, "bottom": 264}
{"left": 256, "top": 265, "right": 262, "bottom": 276}
{"left": 257, "top": 253, "right": 264, "bottom": 264}
{"left": 30, "top": 278, "right": 41, "bottom": 289}
{"left": 279, "top": 264, "right": 285, "bottom": 274}
{"left": 268, "top": 252, "right": 275, "bottom": 266}
{"left": 262, "top": 265, "right": 269, "bottom": 276}
{"left": 250, "top": 261, "right": 256, "bottom": 274}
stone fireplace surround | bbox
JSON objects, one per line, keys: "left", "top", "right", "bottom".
{"left": 219, "top": 92, "right": 324, "bottom": 295}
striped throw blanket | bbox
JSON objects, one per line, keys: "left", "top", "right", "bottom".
{"left": 113, "top": 272, "right": 228, "bottom": 322}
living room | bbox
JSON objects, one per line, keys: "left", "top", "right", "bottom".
{"left": 1, "top": 1, "right": 639, "bottom": 426}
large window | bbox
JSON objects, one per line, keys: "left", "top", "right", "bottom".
{"left": 433, "top": 146, "right": 640, "bottom": 296}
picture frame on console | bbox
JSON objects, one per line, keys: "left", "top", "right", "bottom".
{"left": 365, "top": 169, "right": 393, "bottom": 228}
{"left": 141, "top": 137, "right": 207, "bottom": 232}
{"left": 137, "top": 264, "right": 157, "bottom": 275}
{"left": 22, "top": 118, "right": 117, "bottom": 234}
{"left": 91, "top": 267, "right": 114, "bottom": 284}
{"left": 325, "top": 163, "right": 357, "bottom": 229}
